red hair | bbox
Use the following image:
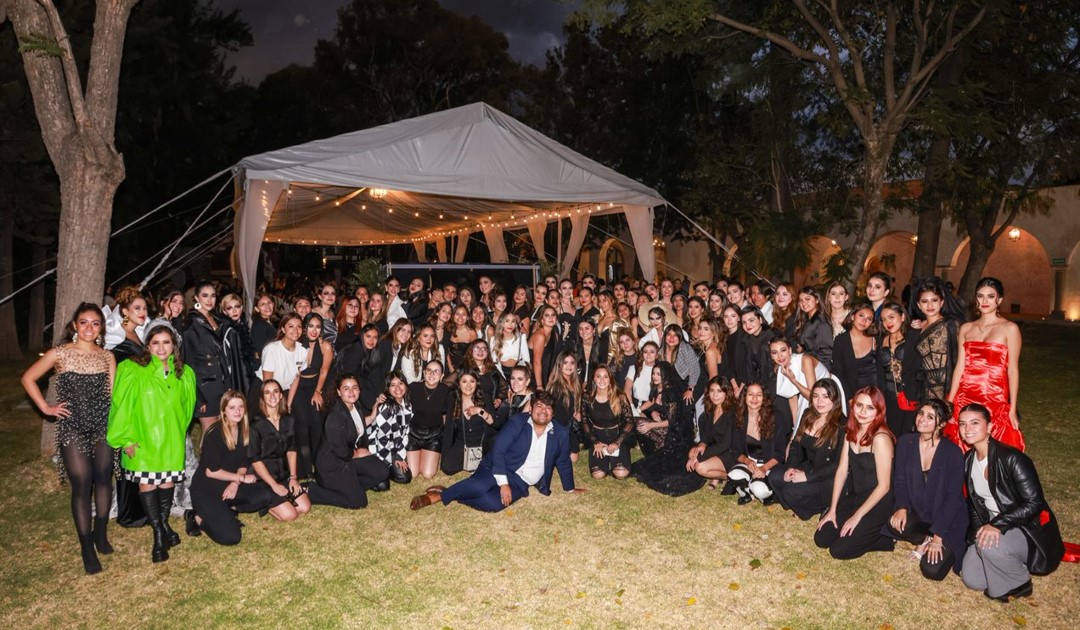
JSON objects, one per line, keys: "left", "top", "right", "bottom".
{"left": 845, "top": 386, "right": 894, "bottom": 447}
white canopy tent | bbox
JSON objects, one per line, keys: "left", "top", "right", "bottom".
{"left": 232, "top": 102, "right": 668, "bottom": 308}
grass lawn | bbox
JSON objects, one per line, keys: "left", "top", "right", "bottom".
{"left": 1, "top": 323, "right": 1077, "bottom": 629}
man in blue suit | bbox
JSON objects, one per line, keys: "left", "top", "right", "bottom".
{"left": 410, "top": 390, "right": 585, "bottom": 512}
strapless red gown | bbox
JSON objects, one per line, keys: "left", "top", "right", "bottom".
{"left": 944, "top": 340, "right": 1025, "bottom": 452}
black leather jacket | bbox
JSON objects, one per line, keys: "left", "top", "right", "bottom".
{"left": 182, "top": 309, "right": 230, "bottom": 407}
{"left": 964, "top": 439, "right": 1064, "bottom": 575}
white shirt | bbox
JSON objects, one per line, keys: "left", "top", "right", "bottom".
{"left": 626, "top": 363, "right": 655, "bottom": 415}
{"left": 760, "top": 301, "right": 775, "bottom": 325}
{"left": 348, "top": 406, "right": 365, "bottom": 444}
{"left": 387, "top": 294, "right": 407, "bottom": 326}
{"left": 494, "top": 332, "right": 530, "bottom": 366}
{"left": 972, "top": 455, "right": 1000, "bottom": 519}
{"left": 494, "top": 419, "right": 552, "bottom": 487}
{"left": 260, "top": 340, "right": 307, "bottom": 389}
{"left": 399, "top": 345, "right": 447, "bottom": 383}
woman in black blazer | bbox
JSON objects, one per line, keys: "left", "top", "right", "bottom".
{"left": 768, "top": 378, "right": 844, "bottom": 520}
{"left": 885, "top": 399, "right": 968, "bottom": 580}
{"left": 724, "top": 382, "right": 793, "bottom": 504}
{"left": 958, "top": 403, "right": 1064, "bottom": 601}
{"left": 306, "top": 375, "right": 390, "bottom": 509}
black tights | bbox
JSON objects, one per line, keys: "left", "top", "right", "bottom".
{"left": 61, "top": 440, "right": 113, "bottom": 536}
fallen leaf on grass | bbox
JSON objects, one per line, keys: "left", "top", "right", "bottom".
{"left": 882, "top": 574, "right": 894, "bottom": 582}
{"left": 504, "top": 509, "right": 514, "bottom": 516}
{"left": 879, "top": 624, "right": 893, "bottom": 630}
{"left": 728, "top": 583, "right": 740, "bottom": 591}
{"left": 615, "top": 599, "right": 623, "bottom": 606}
{"left": 616, "top": 588, "right": 625, "bottom": 597}
{"left": 595, "top": 518, "right": 606, "bottom": 526}
{"left": 732, "top": 523, "right": 743, "bottom": 531}
{"left": 796, "top": 572, "right": 807, "bottom": 580}
{"left": 575, "top": 591, "right": 587, "bottom": 599}
{"left": 563, "top": 618, "right": 573, "bottom": 625}
{"left": 553, "top": 533, "right": 560, "bottom": 544}
{"left": 686, "top": 597, "right": 697, "bottom": 605}
{"left": 749, "top": 558, "right": 762, "bottom": 570}
{"left": 1013, "top": 616, "right": 1027, "bottom": 627}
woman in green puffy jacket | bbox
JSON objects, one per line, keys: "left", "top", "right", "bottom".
{"left": 108, "top": 320, "right": 195, "bottom": 563}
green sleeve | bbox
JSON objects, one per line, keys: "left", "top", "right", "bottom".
{"left": 107, "top": 361, "right": 140, "bottom": 449}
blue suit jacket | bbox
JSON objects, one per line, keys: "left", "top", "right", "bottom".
{"left": 476, "top": 412, "right": 576, "bottom": 495}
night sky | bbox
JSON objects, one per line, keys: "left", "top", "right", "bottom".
{"left": 216, "top": 0, "right": 577, "bottom": 83}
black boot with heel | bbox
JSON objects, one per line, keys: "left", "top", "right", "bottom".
{"left": 137, "top": 490, "right": 169, "bottom": 563}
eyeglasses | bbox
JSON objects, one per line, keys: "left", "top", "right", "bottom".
{"left": 424, "top": 368, "right": 443, "bottom": 375}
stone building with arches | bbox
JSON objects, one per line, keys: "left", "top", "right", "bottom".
{"left": 574, "top": 184, "right": 1080, "bottom": 319}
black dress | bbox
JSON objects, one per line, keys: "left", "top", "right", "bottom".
{"left": 832, "top": 331, "right": 877, "bottom": 402}
{"left": 440, "top": 398, "right": 499, "bottom": 476}
{"left": 877, "top": 338, "right": 915, "bottom": 437}
{"left": 696, "top": 410, "right": 735, "bottom": 463}
{"left": 813, "top": 443, "right": 896, "bottom": 559}
{"left": 248, "top": 414, "right": 297, "bottom": 484}
{"left": 190, "top": 424, "right": 279, "bottom": 546}
{"left": 292, "top": 340, "right": 326, "bottom": 478}
{"left": 250, "top": 317, "right": 276, "bottom": 363}
{"left": 631, "top": 392, "right": 704, "bottom": 497}
{"left": 580, "top": 399, "right": 634, "bottom": 474}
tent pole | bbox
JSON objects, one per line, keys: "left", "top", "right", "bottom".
{"left": 556, "top": 218, "right": 563, "bottom": 273}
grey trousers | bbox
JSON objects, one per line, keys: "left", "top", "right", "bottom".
{"left": 962, "top": 528, "right": 1030, "bottom": 597}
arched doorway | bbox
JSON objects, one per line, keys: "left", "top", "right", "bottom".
{"left": 863, "top": 231, "right": 917, "bottom": 289}
{"left": 951, "top": 228, "right": 1052, "bottom": 314}
{"left": 597, "top": 238, "right": 626, "bottom": 282}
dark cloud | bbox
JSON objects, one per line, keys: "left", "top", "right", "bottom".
{"left": 217, "top": 0, "right": 573, "bottom": 83}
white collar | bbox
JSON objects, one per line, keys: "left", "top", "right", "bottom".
{"left": 528, "top": 418, "right": 555, "bottom": 436}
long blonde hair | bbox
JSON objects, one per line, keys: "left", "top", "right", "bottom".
{"left": 587, "top": 365, "right": 629, "bottom": 416}
{"left": 216, "top": 389, "right": 251, "bottom": 450}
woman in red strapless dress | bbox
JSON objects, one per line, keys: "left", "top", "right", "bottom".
{"left": 945, "top": 278, "right": 1025, "bottom": 452}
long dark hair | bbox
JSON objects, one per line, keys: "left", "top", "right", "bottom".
{"left": 734, "top": 381, "right": 774, "bottom": 439}
{"left": 703, "top": 376, "right": 733, "bottom": 418}
{"left": 452, "top": 368, "right": 487, "bottom": 419}
{"left": 795, "top": 378, "right": 844, "bottom": 449}
{"left": 380, "top": 370, "right": 410, "bottom": 415}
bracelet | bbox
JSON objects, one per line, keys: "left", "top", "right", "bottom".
{"left": 289, "top": 476, "right": 297, "bottom": 480}
{"left": 315, "top": 389, "right": 322, "bottom": 395}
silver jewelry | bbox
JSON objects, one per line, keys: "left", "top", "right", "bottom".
{"left": 194, "top": 302, "right": 201, "bottom": 310}
{"left": 71, "top": 332, "right": 78, "bottom": 343}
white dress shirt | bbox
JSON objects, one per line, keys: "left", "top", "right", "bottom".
{"left": 387, "top": 294, "right": 408, "bottom": 325}
{"left": 494, "top": 419, "right": 552, "bottom": 487}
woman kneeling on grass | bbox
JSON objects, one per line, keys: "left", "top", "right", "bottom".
{"left": 188, "top": 391, "right": 280, "bottom": 545}
{"left": 245, "top": 379, "right": 311, "bottom": 524}
{"left": 814, "top": 386, "right": 896, "bottom": 559}
{"left": 958, "top": 403, "right": 1064, "bottom": 602}
{"left": 306, "top": 375, "right": 391, "bottom": 509}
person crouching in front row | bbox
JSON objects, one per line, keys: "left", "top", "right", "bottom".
{"left": 410, "top": 390, "right": 586, "bottom": 512}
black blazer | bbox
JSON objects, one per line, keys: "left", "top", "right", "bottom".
{"left": 697, "top": 410, "right": 735, "bottom": 461}
{"left": 723, "top": 409, "right": 793, "bottom": 472}
{"left": 964, "top": 439, "right": 1064, "bottom": 576}
{"left": 785, "top": 428, "right": 843, "bottom": 484}
{"left": 316, "top": 400, "right": 368, "bottom": 476}
{"left": 891, "top": 433, "right": 968, "bottom": 573}
{"left": 726, "top": 328, "right": 776, "bottom": 387}
{"left": 182, "top": 309, "right": 230, "bottom": 408}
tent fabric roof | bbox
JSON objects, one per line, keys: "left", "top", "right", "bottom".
{"left": 234, "top": 102, "right": 667, "bottom": 244}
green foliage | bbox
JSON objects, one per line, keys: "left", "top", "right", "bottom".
{"left": 15, "top": 32, "right": 63, "bottom": 58}
{"left": 346, "top": 258, "right": 385, "bottom": 292}
{"left": 822, "top": 249, "right": 851, "bottom": 287}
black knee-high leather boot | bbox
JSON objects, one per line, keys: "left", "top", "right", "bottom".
{"left": 158, "top": 486, "right": 181, "bottom": 548}
{"left": 138, "top": 490, "right": 169, "bottom": 563}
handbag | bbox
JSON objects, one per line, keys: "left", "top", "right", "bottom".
{"left": 896, "top": 390, "right": 919, "bottom": 412}
{"left": 462, "top": 417, "right": 483, "bottom": 472}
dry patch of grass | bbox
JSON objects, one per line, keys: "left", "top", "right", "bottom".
{"left": 0, "top": 324, "right": 1077, "bottom": 629}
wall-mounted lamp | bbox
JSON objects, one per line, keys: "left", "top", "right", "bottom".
{"left": 1008, "top": 227, "right": 1021, "bottom": 242}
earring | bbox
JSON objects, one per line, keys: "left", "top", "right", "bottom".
{"left": 71, "top": 332, "right": 78, "bottom": 343}
{"left": 195, "top": 302, "right": 201, "bottom": 310}
{"left": 96, "top": 336, "right": 103, "bottom": 346}
{"left": 122, "top": 315, "right": 130, "bottom": 326}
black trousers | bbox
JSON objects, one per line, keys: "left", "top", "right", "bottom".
{"left": 884, "top": 511, "right": 955, "bottom": 581}
{"left": 308, "top": 456, "right": 389, "bottom": 509}
{"left": 813, "top": 494, "right": 896, "bottom": 560}
{"left": 292, "top": 379, "right": 324, "bottom": 479}
{"left": 191, "top": 482, "right": 274, "bottom": 546}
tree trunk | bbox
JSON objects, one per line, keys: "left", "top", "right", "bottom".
{"left": 50, "top": 162, "right": 122, "bottom": 344}
{"left": 911, "top": 133, "right": 951, "bottom": 280}
{"left": 28, "top": 240, "right": 47, "bottom": 351}
{"left": 844, "top": 141, "right": 891, "bottom": 294}
{"left": 957, "top": 229, "right": 995, "bottom": 303}
{"left": 0, "top": 203, "right": 22, "bottom": 360}
{"left": 912, "top": 50, "right": 966, "bottom": 280}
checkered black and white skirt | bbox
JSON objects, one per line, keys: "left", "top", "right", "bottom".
{"left": 123, "top": 469, "right": 185, "bottom": 485}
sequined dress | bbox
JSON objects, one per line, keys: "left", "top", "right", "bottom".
{"left": 53, "top": 345, "right": 112, "bottom": 478}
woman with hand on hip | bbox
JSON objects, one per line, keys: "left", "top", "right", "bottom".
{"left": 21, "top": 304, "right": 116, "bottom": 574}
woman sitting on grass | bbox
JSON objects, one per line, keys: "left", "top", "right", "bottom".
{"left": 306, "top": 375, "right": 390, "bottom": 509}
{"left": 884, "top": 398, "right": 967, "bottom": 580}
{"left": 365, "top": 371, "right": 414, "bottom": 488}
{"left": 188, "top": 391, "right": 280, "bottom": 546}
{"left": 725, "top": 381, "right": 792, "bottom": 505}
{"left": 767, "top": 379, "right": 845, "bottom": 520}
{"left": 246, "top": 379, "right": 311, "bottom": 524}
{"left": 580, "top": 365, "right": 634, "bottom": 480}
{"left": 814, "top": 387, "right": 896, "bottom": 559}
{"left": 686, "top": 377, "right": 735, "bottom": 488}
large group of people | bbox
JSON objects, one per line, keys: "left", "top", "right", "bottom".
{"left": 21, "top": 269, "right": 1066, "bottom": 602}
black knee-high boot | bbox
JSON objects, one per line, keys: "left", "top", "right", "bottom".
{"left": 78, "top": 533, "right": 102, "bottom": 575}
{"left": 138, "top": 490, "right": 169, "bottom": 563}
{"left": 158, "top": 486, "right": 181, "bottom": 548}
{"left": 93, "top": 516, "right": 113, "bottom": 554}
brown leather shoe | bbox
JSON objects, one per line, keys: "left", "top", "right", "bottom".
{"left": 410, "top": 491, "right": 440, "bottom": 511}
